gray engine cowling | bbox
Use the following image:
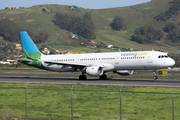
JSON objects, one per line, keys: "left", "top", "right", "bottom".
{"left": 116, "top": 70, "right": 134, "bottom": 76}
{"left": 86, "top": 66, "right": 103, "bottom": 76}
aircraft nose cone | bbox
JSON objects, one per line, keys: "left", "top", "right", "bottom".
{"left": 170, "top": 59, "right": 175, "bottom": 66}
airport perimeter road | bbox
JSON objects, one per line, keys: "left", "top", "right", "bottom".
{"left": 0, "top": 75, "right": 180, "bottom": 87}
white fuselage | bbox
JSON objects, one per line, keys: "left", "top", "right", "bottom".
{"left": 40, "top": 51, "right": 175, "bottom": 72}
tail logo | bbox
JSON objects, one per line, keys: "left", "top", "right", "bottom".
{"left": 37, "top": 57, "right": 41, "bottom": 66}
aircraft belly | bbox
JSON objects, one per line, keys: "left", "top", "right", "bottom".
{"left": 44, "top": 64, "right": 74, "bottom": 72}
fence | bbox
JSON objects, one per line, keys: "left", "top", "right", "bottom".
{"left": 0, "top": 87, "right": 180, "bottom": 120}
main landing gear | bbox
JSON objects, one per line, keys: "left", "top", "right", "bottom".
{"left": 79, "top": 73, "right": 107, "bottom": 80}
{"left": 79, "top": 74, "right": 87, "bottom": 80}
{"left": 152, "top": 69, "right": 158, "bottom": 80}
{"left": 99, "top": 74, "right": 107, "bottom": 80}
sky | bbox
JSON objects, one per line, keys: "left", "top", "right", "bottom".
{"left": 0, "top": 0, "right": 151, "bottom": 10}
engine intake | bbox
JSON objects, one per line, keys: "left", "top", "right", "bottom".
{"left": 86, "top": 66, "right": 103, "bottom": 76}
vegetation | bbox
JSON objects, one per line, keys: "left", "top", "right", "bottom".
{"left": 164, "top": 22, "right": 178, "bottom": 32}
{"left": 155, "top": 0, "right": 180, "bottom": 21}
{"left": 131, "top": 26, "right": 163, "bottom": 44}
{"left": 55, "top": 12, "right": 96, "bottom": 39}
{"left": 166, "top": 29, "right": 180, "bottom": 43}
{"left": 0, "top": 19, "right": 22, "bottom": 43}
{"left": 169, "top": 53, "right": 180, "bottom": 67}
{"left": 0, "top": 19, "right": 49, "bottom": 44}
{"left": 163, "top": 22, "right": 180, "bottom": 43}
{"left": 0, "top": 0, "right": 179, "bottom": 54}
{"left": 33, "top": 32, "right": 49, "bottom": 44}
{"left": 3, "top": 44, "right": 15, "bottom": 53}
{"left": 110, "top": 16, "right": 124, "bottom": 31}
{"left": 0, "top": 62, "right": 36, "bottom": 69}
{"left": 0, "top": 83, "right": 180, "bottom": 119}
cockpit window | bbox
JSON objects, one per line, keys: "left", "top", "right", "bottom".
{"left": 158, "top": 55, "right": 169, "bottom": 58}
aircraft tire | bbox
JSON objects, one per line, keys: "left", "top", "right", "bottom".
{"left": 99, "top": 74, "right": 107, "bottom": 80}
{"left": 153, "top": 76, "right": 158, "bottom": 80}
{"left": 79, "top": 75, "right": 87, "bottom": 80}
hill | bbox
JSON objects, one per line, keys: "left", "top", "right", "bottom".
{"left": 0, "top": 0, "right": 179, "bottom": 55}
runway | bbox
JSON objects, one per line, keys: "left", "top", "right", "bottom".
{"left": 0, "top": 75, "right": 180, "bottom": 88}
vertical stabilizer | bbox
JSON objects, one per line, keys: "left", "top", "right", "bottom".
{"left": 20, "top": 31, "right": 42, "bottom": 59}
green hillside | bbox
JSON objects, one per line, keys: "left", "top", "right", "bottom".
{"left": 0, "top": 0, "right": 179, "bottom": 54}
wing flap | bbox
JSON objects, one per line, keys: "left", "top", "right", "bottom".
{"left": 43, "top": 61, "right": 112, "bottom": 69}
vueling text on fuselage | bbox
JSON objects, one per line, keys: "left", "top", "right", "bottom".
{"left": 121, "top": 52, "right": 148, "bottom": 57}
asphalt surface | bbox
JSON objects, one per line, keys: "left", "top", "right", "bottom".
{"left": 1, "top": 69, "right": 180, "bottom": 77}
{"left": 0, "top": 69, "right": 180, "bottom": 87}
{"left": 0, "top": 75, "right": 180, "bottom": 88}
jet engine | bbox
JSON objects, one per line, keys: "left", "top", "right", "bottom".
{"left": 86, "top": 66, "right": 103, "bottom": 76}
{"left": 116, "top": 70, "right": 134, "bottom": 76}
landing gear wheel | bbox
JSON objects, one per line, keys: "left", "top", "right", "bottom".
{"left": 79, "top": 75, "right": 87, "bottom": 80}
{"left": 152, "top": 69, "right": 158, "bottom": 80}
{"left": 99, "top": 74, "right": 107, "bottom": 80}
{"left": 153, "top": 76, "right": 158, "bottom": 80}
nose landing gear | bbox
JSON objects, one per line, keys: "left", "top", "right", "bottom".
{"left": 152, "top": 70, "right": 158, "bottom": 80}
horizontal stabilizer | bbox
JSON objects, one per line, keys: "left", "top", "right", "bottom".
{"left": 18, "top": 59, "right": 32, "bottom": 62}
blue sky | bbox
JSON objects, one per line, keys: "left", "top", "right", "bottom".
{"left": 0, "top": 0, "right": 151, "bottom": 10}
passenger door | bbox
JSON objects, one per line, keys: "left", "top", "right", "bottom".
{"left": 147, "top": 52, "right": 153, "bottom": 63}
{"left": 115, "top": 56, "right": 119, "bottom": 64}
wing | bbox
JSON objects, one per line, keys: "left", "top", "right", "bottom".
{"left": 44, "top": 61, "right": 89, "bottom": 67}
{"left": 43, "top": 61, "right": 113, "bottom": 71}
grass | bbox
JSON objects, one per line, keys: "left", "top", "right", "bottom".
{"left": 52, "top": 45, "right": 118, "bottom": 53}
{"left": 0, "top": 83, "right": 180, "bottom": 119}
{"left": 143, "top": 7, "right": 151, "bottom": 10}
{"left": 0, "top": 9, "right": 36, "bottom": 15}
{"left": 107, "top": 17, "right": 113, "bottom": 21}
{"left": 25, "top": 19, "right": 35, "bottom": 22}
{"left": 0, "top": 10, "right": 25, "bottom": 14}
{"left": 0, "top": 64, "right": 37, "bottom": 69}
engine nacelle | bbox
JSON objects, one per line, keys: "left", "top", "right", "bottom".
{"left": 86, "top": 66, "right": 103, "bottom": 76}
{"left": 116, "top": 70, "right": 134, "bottom": 76}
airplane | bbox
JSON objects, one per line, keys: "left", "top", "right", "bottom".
{"left": 18, "top": 31, "right": 175, "bottom": 80}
